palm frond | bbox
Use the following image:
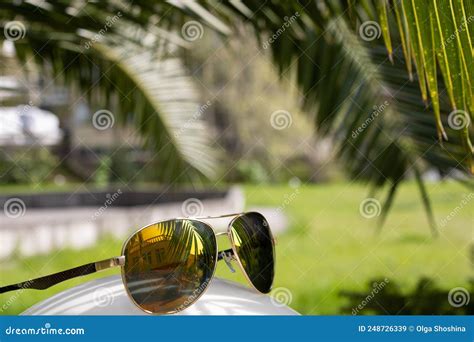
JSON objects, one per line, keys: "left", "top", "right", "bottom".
{"left": 219, "top": 0, "right": 472, "bottom": 172}
{"left": 0, "top": 0, "right": 219, "bottom": 182}
{"left": 201, "top": 0, "right": 472, "bottom": 234}
{"left": 91, "top": 35, "right": 218, "bottom": 180}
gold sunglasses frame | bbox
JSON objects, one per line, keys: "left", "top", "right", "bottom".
{"left": 119, "top": 211, "right": 275, "bottom": 315}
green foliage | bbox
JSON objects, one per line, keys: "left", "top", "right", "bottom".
{"left": 213, "top": 0, "right": 473, "bottom": 171}
{"left": 0, "top": 149, "right": 57, "bottom": 185}
{"left": 0, "top": 1, "right": 219, "bottom": 183}
{"left": 94, "top": 156, "right": 112, "bottom": 188}
{"left": 198, "top": 0, "right": 473, "bottom": 232}
{"left": 0, "top": 1, "right": 472, "bottom": 224}
{"left": 236, "top": 160, "right": 270, "bottom": 184}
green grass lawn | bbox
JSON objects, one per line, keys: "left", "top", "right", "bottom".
{"left": 242, "top": 181, "right": 472, "bottom": 314}
{"left": 0, "top": 181, "right": 472, "bottom": 315}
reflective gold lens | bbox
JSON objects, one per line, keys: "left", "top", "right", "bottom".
{"left": 230, "top": 212, "right": 274, "bottom": 293}
{"left": 122, "top": 219, "right": 216, "bottom": 314}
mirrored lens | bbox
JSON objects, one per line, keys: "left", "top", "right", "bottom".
{"left": 122, "top": 219, "right": 216, "bottom": 314}
{"left": 230, "top": 212, "right": 274, "bottom": 293}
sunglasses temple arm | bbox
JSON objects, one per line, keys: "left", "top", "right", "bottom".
{"left": 217, "top": 248, "right": 234, "bottom": 261}
{"left": 217, "top": 248, "right": 237, "bottom": 273}
{"left": 0, "top": 256, "right": 125, "bottom": 294}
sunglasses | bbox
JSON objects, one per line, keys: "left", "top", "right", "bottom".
{"left": 0, "top": 212, "right": 275, "bottom": 314}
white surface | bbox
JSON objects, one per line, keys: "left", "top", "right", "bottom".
{"left": 0, "top": 105, "right": 62, "bottom": 146}
{"left": 22, "top": 275, "right": 298, "bottom": 316}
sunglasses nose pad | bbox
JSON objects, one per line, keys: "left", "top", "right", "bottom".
{"left": 220, "top": 251, "right": 236, "bottom": 273}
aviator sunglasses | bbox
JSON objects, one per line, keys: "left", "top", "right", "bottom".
{"left": 0, "top": 212, "right": 275, "bottom": 314}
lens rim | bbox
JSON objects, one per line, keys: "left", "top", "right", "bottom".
{"left": 227, "top": 212, "right": 275, "bottom": 294}
{"left": 120, "top": 219, "right": 218, "bottom": 315}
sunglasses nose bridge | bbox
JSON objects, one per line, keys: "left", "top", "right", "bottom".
{"left": 218, "top": 249, "right": 236, "bottom": 273}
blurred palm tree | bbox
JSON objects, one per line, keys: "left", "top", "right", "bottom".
{"left": 1, "top": 1, "right": 472, "bottom": 233}
{"left": 206, "top": 0, "right": 473, "bottom": 235}
{"left": 0, "top": 1, "right": 225, "bottom": 183}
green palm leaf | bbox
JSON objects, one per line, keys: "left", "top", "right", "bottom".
{"left": 0, "top": 1, "right": 218, "bottom": 182}
{"left": 200, "top": 0, "right": 471, "bottom": 234}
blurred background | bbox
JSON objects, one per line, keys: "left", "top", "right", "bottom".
{"left": 0, "top": 1, "right": 472, "bottom": 315}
